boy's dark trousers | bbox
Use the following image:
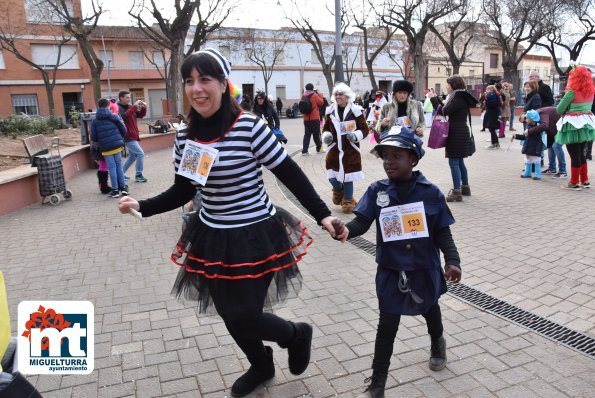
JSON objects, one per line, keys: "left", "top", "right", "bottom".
{"left": 372, "top": 303, "right": 444, "bottom": 374}
{"left": 302, "top": 120, "right": 322, "bottom": 154}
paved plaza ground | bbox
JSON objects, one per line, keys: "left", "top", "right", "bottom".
{"left": 1, "top": 115, "right": 594, "bottom": 397}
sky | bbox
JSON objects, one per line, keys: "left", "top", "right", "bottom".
{"left": 85, "top": 0, "right": 595, "bottom": 66}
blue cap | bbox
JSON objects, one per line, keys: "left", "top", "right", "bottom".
{"left": 371, "top": 125, "right": 425, "bottom": 160}
{"left": 526, "top": 110, "right": 540, "bottom": 122}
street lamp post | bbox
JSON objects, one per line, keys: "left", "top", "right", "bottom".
{"left": 334, "top": 0, "right": 344, "bottom": 83}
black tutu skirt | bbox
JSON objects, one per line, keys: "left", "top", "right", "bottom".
{"left": 171, "top": 207, "right": 311, "bottom": 319}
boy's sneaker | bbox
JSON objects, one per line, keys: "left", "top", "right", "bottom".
{"left": 124, "top": 176, "right": 130, "bottom": 181}
{"left": 580, "top": 181, "right": 591, "bottom": 188}
{"left": 552, "top": 172, "right": 567, "bottom": 179}
{"left": 301, "top": 152, "right": 310, "bottom": 156}
{"left": 135, "top": 175, "right": 148, "bottom": 183}
{"left": 562, "top": 183, "right": 581, "bottom": 191}
{"left": 108, "top": 190, "right": 120, "bottom": 198}
{"left": 119, "top": 186, "right": 129, "bottom": 196}
{"left": 486, "top": 144, "right": 500, "bottom": 149}
{"left": 542, "top": 169, "right": 556, "bottom": 175}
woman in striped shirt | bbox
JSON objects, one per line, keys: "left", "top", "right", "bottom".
{"left": 118, "top": 49, "right": 347, "bottom": 397}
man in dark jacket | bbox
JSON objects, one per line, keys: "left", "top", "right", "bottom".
{"left": 118, "top": 90, "right": 148, "bottom": 183}
{"left": 91, "top": 98, "right": 128, "bottom": 197}
{"left": 529, "top": 71, "right": 554, "bottom": 107}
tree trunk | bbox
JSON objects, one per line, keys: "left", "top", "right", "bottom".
{"left": 41, "top": 73, "right": 55, "bottom": 117}
{"left": 365, "top": 59, "right": 378, "bottom": 93}
{"left": 413, "top": 44, "right": 426, "bottom": 98}
{"left": 323, "top": 68, "right": 334, "bottom": 96}
{"left": 168, "top": 42, "right": 184, "bottom": 116}
{"left": 452, "top": 59, "right": 461, "bottom": 76}
{"left": 91, "top": 69, "right": 102, "bottom": 104}
{"left": 502, "top": 57, "right": 519, "bottom": 89}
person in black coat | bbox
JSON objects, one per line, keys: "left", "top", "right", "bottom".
{"left": 484, "top": 85, "right": 502, "bottom": 149}
{"left": 439, "top": 75, "right": 479, "bottom": 202}
{"left": 276, "top": 97, "right": 283, "bottom": 115}
{"left": 529, "top": 71, "right": 554, "bottom": 107}
{"left": 523, "top": 80, "right": 542, "bottom": 111}
{"left": 253, "top": 92, "right": 280, "bottom": 130}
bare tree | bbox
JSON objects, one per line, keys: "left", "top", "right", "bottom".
{"left": 349, "top": 0, "right": 397, "bottom": 92}
{"left": 0, "top": 3, "right": 76, "bottom": 116}
{"left": 427, "top": 0, "right": 482, "bottom": 75}
{"left": 285, "top": 0, "right": 349, "bottom": 93}
{"left": 242, "top": 28, "right": 291, "bottom": 96}
{"left": 482, "top": 0, "right": 553, "bottom": 88}
{"left": 42, "top": 0, "right": 105, "bottom": 103}
{"left": 382, "top": 0, "right": 460, "bottom": 98}
{"left": 129, "top": 0, "right": 235, "bottom": 115}
{"left": 342, "top": 34, "right": 361, "bottom": 86}
{"left": 535, "top": 0, "right": 595, "bottom": 80}
{"left": 141, "top": 45, "right": 172, "bottom": 113}
{"left": 384, "top": 39, "right": 411, "bottom": 82}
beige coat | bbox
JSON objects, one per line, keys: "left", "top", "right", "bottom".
{"left": 501, "top": 89, "right": 511, "bottom": 119}
{"left": 374, "top": 97, "right": 425, "bottom": 141}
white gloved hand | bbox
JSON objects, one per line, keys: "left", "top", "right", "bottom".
{"left": 346, "top": 132, "right": 358, "bottom": 143}
{"left": 322, "top": 131, "right": 333, "bottom": 145}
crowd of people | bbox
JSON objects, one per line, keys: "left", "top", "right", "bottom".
{"left": 476, "top": 67, "right": 594, "bottom": 190}
{"left": 107, "top": 46, "right": 593, "bottom": 398}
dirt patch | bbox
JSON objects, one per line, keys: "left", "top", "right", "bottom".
{"left": 0, "top": 124, "right": 152, "bottom": 172}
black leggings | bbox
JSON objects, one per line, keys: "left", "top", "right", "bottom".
{"left": 566, "top": 142, "right": 587, "bottom": 168}
{"left": 372, "top": 303, "right": 444, "bottom": 373}
{"left": 489, "top": 128, "right": 499, "bottom": 144}
{"left": 224, "top": 314, "right": 294, "bottom": 365}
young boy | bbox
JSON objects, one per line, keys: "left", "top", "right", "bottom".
{"left": 343, "top": 126, "right": 462, "bottom": 397}
{"left": 90, "top": 98, "right": 128, "bottom": 198}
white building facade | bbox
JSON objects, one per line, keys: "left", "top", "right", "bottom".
{"left": 191, "top": 27, "right": 405, "bottom": 105}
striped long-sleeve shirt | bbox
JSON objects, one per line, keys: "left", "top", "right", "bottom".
{"left": 139, "top": 112, "right": 331, "bottom": 227}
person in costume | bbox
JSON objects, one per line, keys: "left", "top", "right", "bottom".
{"left": 513, "top": 110, "right": 546, "bottom": 180}
{"left": 117, "top": 48, "right": 346, "bottom": 398}
{"left": 341, "top": 126, "right": 461, "bottom": 398}
{"left": 556, "top": 64, "right": 595, "bottom": 190}
{"left": 375, "top": 80, "right": 425, "bottom": 142}
{"left": 366, "top": 90, "right": 388, "bottom": 130}
{"left": 321, "top": 82, "right": 369, "bottom": 214}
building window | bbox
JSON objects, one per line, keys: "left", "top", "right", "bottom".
{"left": 25, "top": 0, "right": 73, "bottom": 23}
{"left": 128, "top": 51, "right": 144, "bottom": 69}
{"left": 435, "top": 84, "right": 441, "bottom": 96}
{"left": 100, "top": 50, "right": 114, "bottom": 69}
{"left": 0, "top": 51, "right": 5, "bottom": 69}
{"left": 219, "top": 45, "right": 231, "bottom": 59}
{"left": 469, "top": 69, "right": 475, "bottom": 77}
{"left": 489, "top": 53, "right": 499, "bottom": 69}
{"left": 152, "top": 51, "right": 165, "bottom": 68}
{"left": 311, "top": 49, "right": 319, "bottom": 64}
{"left": 274, "top": 49, "right": 284, "bottom": 65}
{"left": 31, "top": 44, "right": 78, "bottom": 69}
{"left": 12, "top": 94, "right": 39, "bottom": 115}
{"left": 276, "top": 85, "right": 286, "bottom": 100}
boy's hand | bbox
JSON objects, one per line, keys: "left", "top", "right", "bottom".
{"left": 321, "top": 217, "right": 349, "bottom": 242}
{"left": 444, "top": 264, "right": 461, "bottom": 283}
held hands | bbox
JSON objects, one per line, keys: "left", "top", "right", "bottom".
{"left": 415, "top": 127, "right": 424, "bottom": 137}
{"left": 443, "top": 264, "right": 462, "bottom": 283}
{"left": 321, "top": 216, "right": 349, "bottom": 242}
{"left": 118, "top": 196, "right": 140, "bottom": 214}
{"left": 322, "top": 131, "right": 333, "bottom": 145}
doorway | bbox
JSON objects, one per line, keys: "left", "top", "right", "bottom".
{"left": 62, "top": 92, "right": 83, "bottom": 121}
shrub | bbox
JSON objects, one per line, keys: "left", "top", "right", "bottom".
{"left": 0, "top": 114, "right": 58, "bottom": 138}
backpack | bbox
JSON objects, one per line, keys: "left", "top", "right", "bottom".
{"left": 298, "top": 93, "right": 314, "bottom": 114}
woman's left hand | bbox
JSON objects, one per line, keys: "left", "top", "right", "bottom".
{"left": 415, "top": 127, "right": 424, "bottom": 137}
{"left": 321, "top": 216, "right": 349, "bottom": 242}
{"left": 444, "top": 264, "right": 462, "bottom": 283}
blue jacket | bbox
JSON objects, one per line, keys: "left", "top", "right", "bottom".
{"left": 90, "top": 108, "right": 127, "bottom": 152}
{"left": 354, "top": 172, "right": 455, "bottom": 272}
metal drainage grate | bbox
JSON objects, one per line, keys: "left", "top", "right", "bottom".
{"left": 275, "top": 159, "right": 595, "bottom": 359}
{"left": 346, "top": 235, "right": 595, "bottom": 359}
